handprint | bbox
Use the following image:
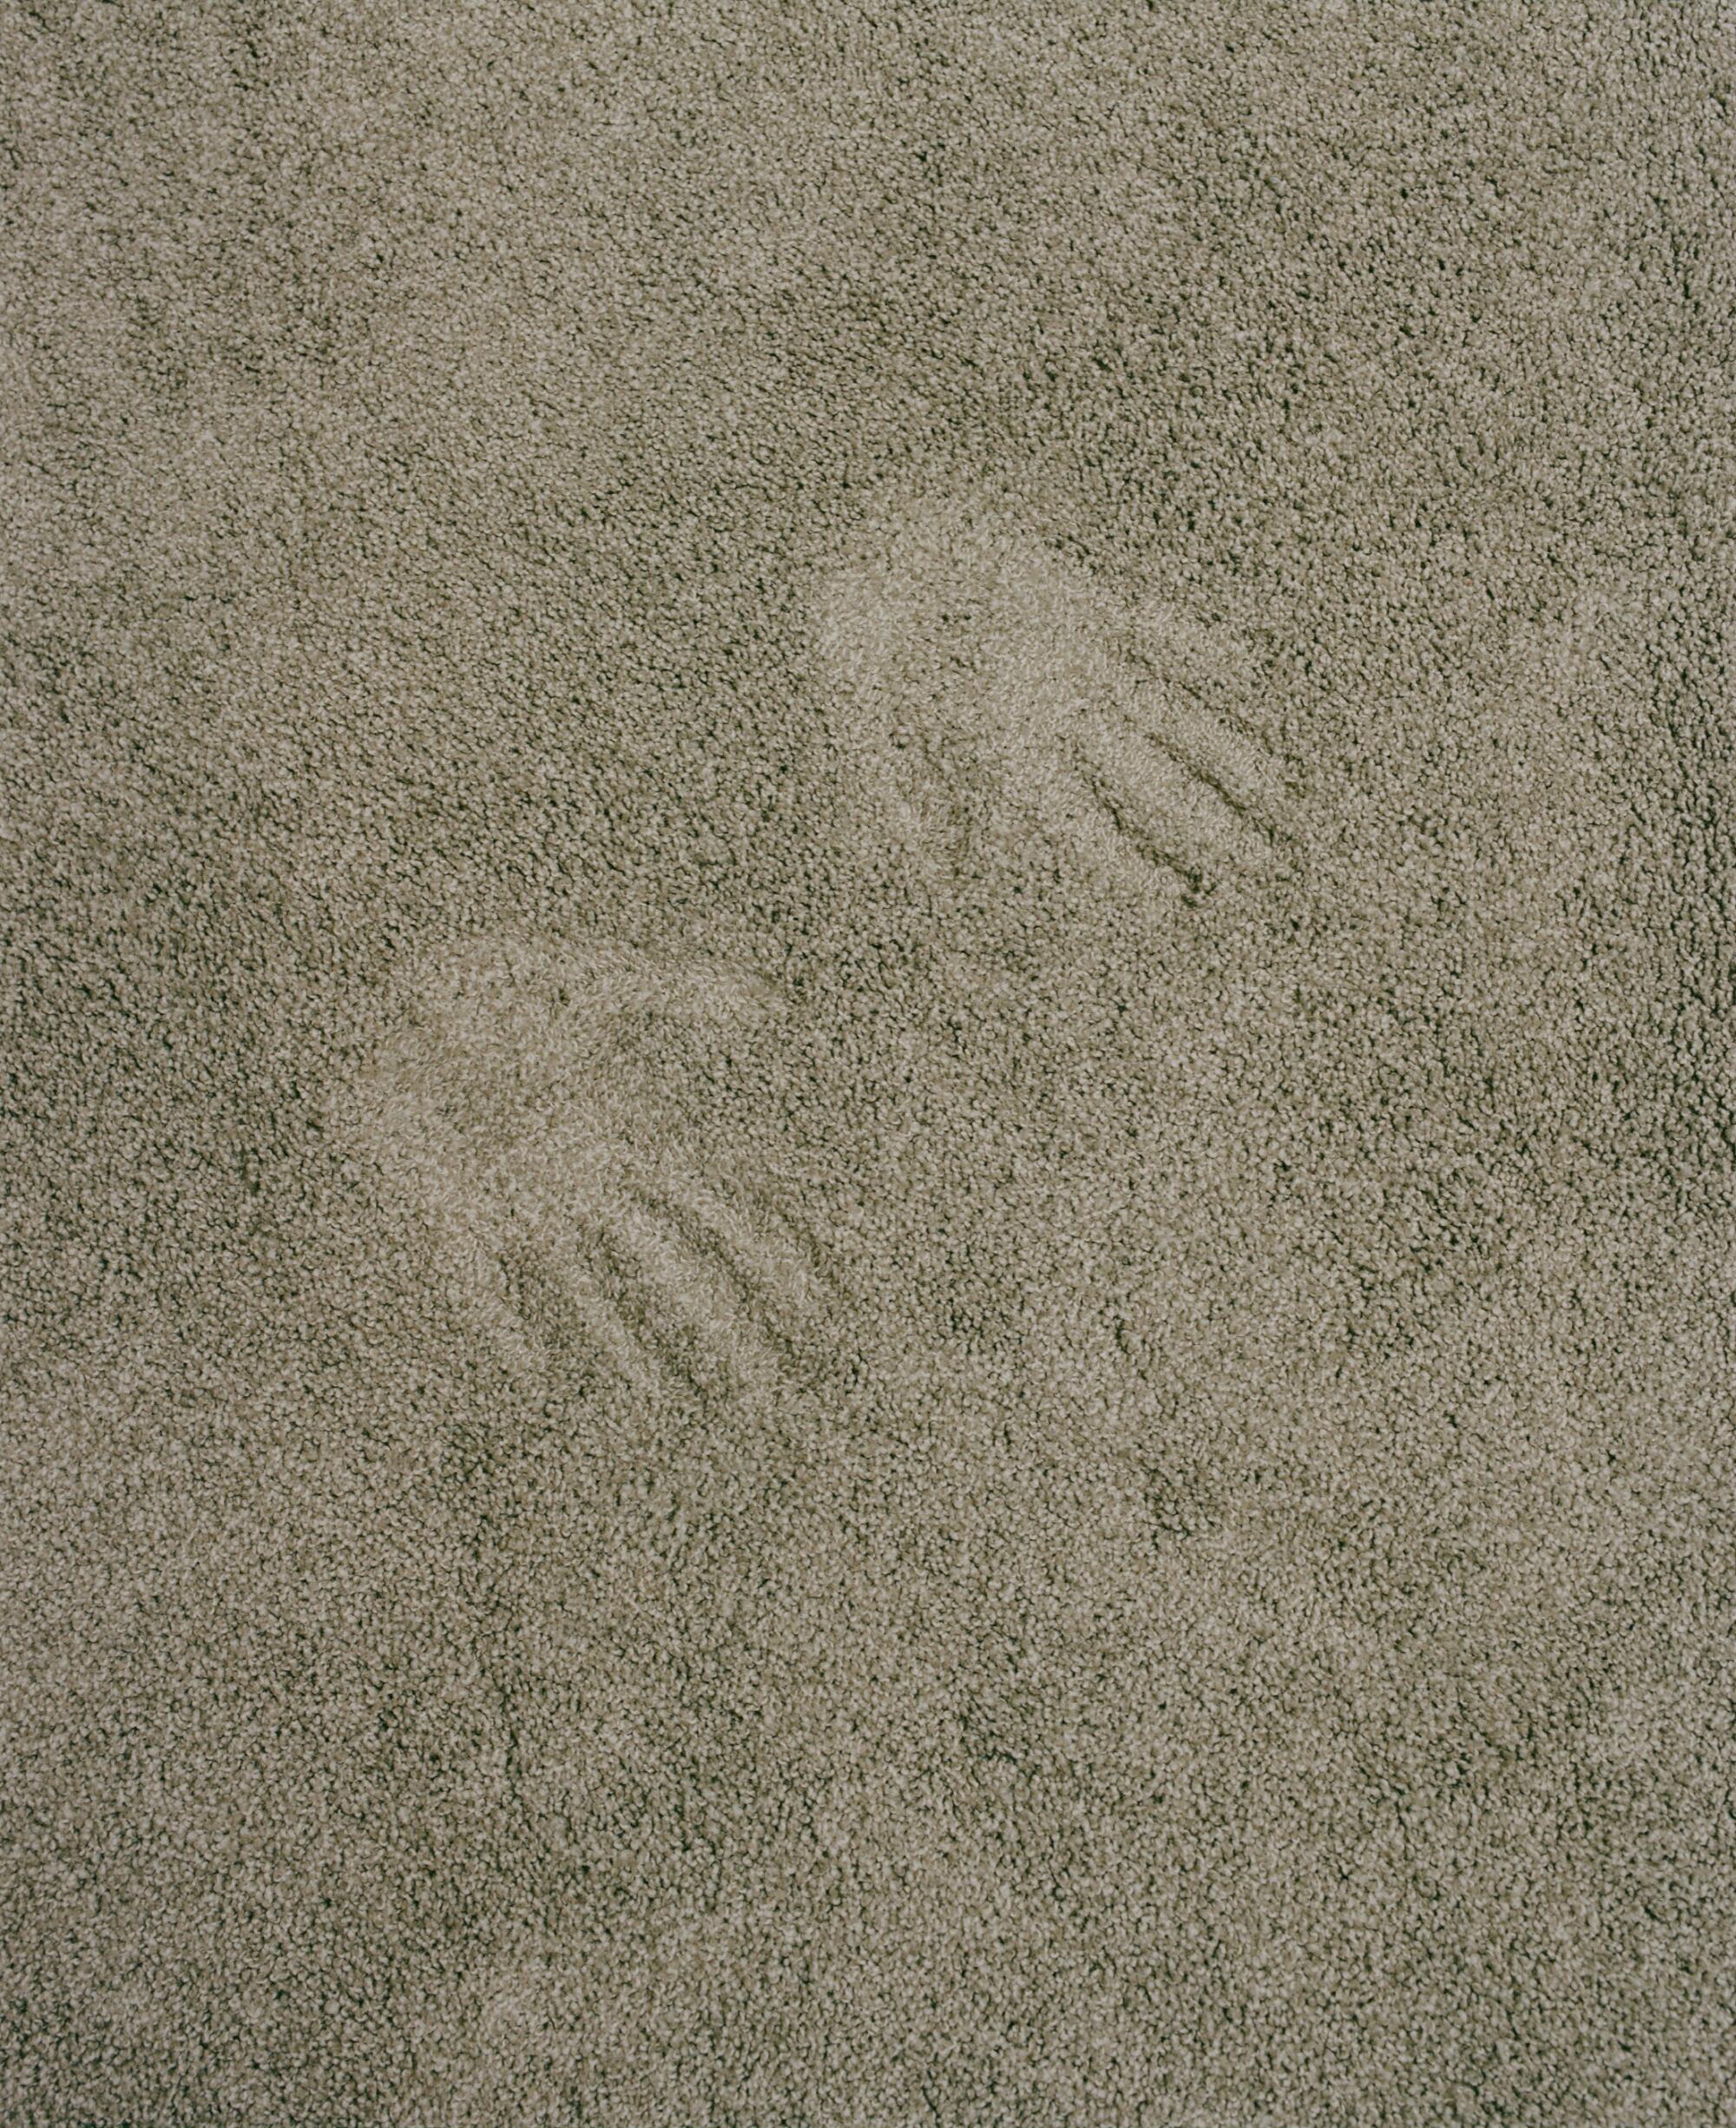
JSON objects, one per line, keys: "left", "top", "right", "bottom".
{"left": 814, "top": 491, "right": 1292, "bottom": 900}
{"left": 349, "top": 932, "right": 838, "bottom": 1402}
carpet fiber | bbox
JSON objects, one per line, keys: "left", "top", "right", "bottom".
{"left": 3, "top": 3, "right": 1733, "bottom": 2122}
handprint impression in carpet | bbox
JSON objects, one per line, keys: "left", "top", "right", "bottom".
{"left": 350, "top": 934, "right": 836, "bottom": 1403}
{"left": 816, "top": 491, "right": 1292, "bottom": 900}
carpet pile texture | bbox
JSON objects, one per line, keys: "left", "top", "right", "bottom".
{"left": 3, "top": 3, "right": 1733, "bottom": 2122}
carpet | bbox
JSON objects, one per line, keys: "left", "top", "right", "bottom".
{"left": 3, "top": 2, "right": 1733, "bottom": 2122}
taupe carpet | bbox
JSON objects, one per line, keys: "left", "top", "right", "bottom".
{"left": 3, "top": 3, "right": 1733, "bottom": 2122}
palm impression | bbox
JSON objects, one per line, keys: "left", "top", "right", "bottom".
{"left": 351, "top": 933, "right": 838, "bottom": 1402}
{"left": 815, "top": 491, "right": 1292, "bottom": 900}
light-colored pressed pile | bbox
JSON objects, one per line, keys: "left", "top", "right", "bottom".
{"left": 3, "top": 3, "right": 1732, "bottom": 2123}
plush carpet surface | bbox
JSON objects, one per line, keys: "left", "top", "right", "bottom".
{"left": 3, "top": 3, "right": 1733, "bottom": 2122}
